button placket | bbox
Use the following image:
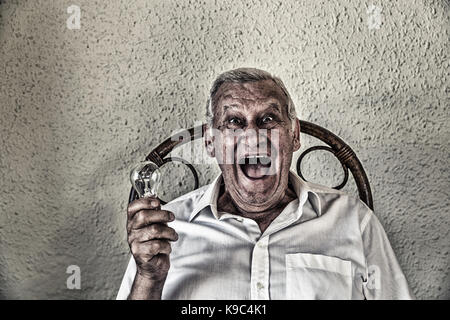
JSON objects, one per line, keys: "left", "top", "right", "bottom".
{"left": 250, "top": 236, "right": 270, "bottom": 300}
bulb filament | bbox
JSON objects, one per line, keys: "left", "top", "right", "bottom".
{"left": 140, "top": 164, "right": 155, "bottom": 197}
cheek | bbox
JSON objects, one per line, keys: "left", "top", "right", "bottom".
{"left": 273, "top": 131, "right": 294, "bottom": 151}
{"left": 213, "top": 132, "right": 237, "bottom": 164}
{"left": 222, "top": 136, "right": 237, "bottom": 162}
{"left": 223, "top": 135, "right": 236, "bottom": 148}
{"left": 275, "top": 134, "right": 295, "bottom": 166}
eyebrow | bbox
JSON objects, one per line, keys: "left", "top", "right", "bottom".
{"left": 267, "top": 102, "right": 281, "bottom": 113}
{"left": 222, "top": 104, "right": 241, "bottom": 114}
{"left": 221, "top": 102, "right": 282, "bottom": 115}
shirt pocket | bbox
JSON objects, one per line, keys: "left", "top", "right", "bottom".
{"left": 285, "top": 253, "right": 353, "bottom": 300}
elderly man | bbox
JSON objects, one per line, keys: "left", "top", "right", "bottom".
{"left": 117, "top": 68, "right": 413, "bottom": 300}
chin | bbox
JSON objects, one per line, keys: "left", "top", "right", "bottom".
{"left": 229, "top": 161, "right": 285, "bottom": 211}
{"left": 236, "top": 168, "right": 278, "bottom": 198}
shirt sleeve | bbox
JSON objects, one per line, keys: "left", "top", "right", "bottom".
{"left": 360, "top": 210, "right": 415, "bottom": 299}
{"left": 116, "top": 256, "right": 137, "bottom": 300}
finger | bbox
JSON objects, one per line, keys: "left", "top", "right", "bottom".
{"left": 129, "top": 224, "right": 179, "bottom": 243}
{"left": 139, "top": 240, "right": 172, "bottom": 256}
{"left": 127, "top": 197, "right": 161, "bottom": 219}
{"left": 129, "top": 210, "right": 175, "bottom": 231}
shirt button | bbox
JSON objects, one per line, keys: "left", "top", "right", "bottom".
{"left": 257, "top": 282, "right": 264, "bottom": 290}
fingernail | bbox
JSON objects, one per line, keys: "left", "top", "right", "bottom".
{"left": 170, "top": 213, "right": 175, "bottom": 220}
{"left": 151, "top": 200, "right": 159, "bottom": 207}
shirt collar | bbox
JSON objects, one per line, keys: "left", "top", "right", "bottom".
{"left": 188, "top": 174, "right": 223, "bottom": 222}
{"left": 288, "top": 170, "right": 322, "bottom": 219}
{"left": 188, "top": 170, "right": 322, "bottom": 222}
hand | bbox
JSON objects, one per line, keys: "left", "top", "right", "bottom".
{"left": 126, "top": 197, "right": 178, "bottom": 282}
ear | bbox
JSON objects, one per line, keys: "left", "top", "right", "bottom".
{"left": 292, "top": 118, "right": 301, "bottom": 152}
{"left": 204, "top": 124, "right": 215, "bottom": 158}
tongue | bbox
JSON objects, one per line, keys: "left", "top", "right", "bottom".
{"left": 242, "top": 163, "right": 270, "bottom": 179}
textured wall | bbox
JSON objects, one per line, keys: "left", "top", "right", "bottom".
{"left": 0, "top": 0, "right": 448, "bottom": 299}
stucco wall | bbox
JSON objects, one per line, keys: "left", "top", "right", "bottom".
{"left": 0, "top": 0, "right": 448, "bottom": 299}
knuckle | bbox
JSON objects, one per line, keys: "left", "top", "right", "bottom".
{"left": 150, "top": 198, "right": 160, "bottom": 207}
{"left": 135, "top": 211, "right": 145, "bottom": 225}
{"left": 150, "top": 224, "right": 161, "bottom": 235}
{"left": 130, "top": 241, "right": 139, "bottom": 254}
{"left": 148, "top": 224, "right": 157, "bottom": 235}
{"left": 149, "top": 241, "right": 161, "bottom": 254}
{"left": 127, "top": 205, "right": 134, "bottom": 216}
{"left": 127, "top": 229, "right": 137, "bottom": 242}
{"left": 152, "top": 241, "right": 161, "bottom": 251}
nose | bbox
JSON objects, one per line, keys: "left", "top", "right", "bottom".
{"left": 243, "top": 126, "right": 259, "bottom": 149}
{"left": 238, "top": 123, "right": 269, "bottom": 154}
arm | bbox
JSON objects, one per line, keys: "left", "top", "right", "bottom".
{"left": 128, "top": 273, "right": 166, "bottom": 300}
{"left": 360, "top": 210, "right": 415, "bottom": 299}
{"left": 116, "top": 197, "right": 178, "bottom": 300}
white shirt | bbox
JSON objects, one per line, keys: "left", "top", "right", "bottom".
{"left": 117, "top": 171, "right": 414, "bottom": 300}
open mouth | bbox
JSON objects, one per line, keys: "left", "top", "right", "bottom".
{"left": 238, "top": 155, "right": 273, "bottom": 179}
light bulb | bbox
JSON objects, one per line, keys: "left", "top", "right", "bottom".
{"left": 130, "top": 161, "right": 161, "bottom": 198}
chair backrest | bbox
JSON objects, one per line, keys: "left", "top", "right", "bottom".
{"left": 128, "top": 120, "right": 373, "bottom": 210}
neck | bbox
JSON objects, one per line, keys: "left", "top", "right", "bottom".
{"left": 217, "top": 183, "right": 297, "bottom": 233}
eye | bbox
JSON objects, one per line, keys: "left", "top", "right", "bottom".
{"left": 229, "top": 117, "right": 242, "bottom": 125}
{"left": 262, "top": 115, "right": 274, "bottom": 124}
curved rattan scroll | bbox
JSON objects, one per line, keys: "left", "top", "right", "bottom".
{"left": 296, "top": 121, "right": 373, "bottom": 209}
{"left": 128, "top": 120, "right": 373, "bottom": 210}
{"left": 297, "top": 145, "right": 349, "bottom": 190}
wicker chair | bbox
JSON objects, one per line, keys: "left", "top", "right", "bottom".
{"left": 128, "top": 120, "right": 373, "bottom": 210}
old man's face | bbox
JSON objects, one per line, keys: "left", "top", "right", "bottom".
{"left": 206, "top": 79, "right": 300, "bottom": 213}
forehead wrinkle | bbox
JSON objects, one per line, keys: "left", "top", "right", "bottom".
{"left": 219, "top": 94, "right": 255, "bottom": 115}
{"left": 222, "top": 104, "right": 242, "bottom": 114}
{"left": 214, "top": 81, "right": 288, "bottom": 120}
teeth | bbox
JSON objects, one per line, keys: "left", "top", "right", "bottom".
{"left": 239, "top": 155, "right": 271, "bottom": 165}
{"left": 258, "top": 156, "right": 271, "bottom": 165}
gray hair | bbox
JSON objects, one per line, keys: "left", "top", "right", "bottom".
{"left": 205, "top": 67, "right": 297, "bottom": 127}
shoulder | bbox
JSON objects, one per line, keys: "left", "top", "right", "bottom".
{"left": 304, "top": 179, "right": 374, "bottom": 229}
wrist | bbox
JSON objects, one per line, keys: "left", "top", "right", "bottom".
{"left": 136, "top": 270, "right": 167, "bottom": 286}
{"left": 128, "top": 271, "right": 167, "bottom": 300}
